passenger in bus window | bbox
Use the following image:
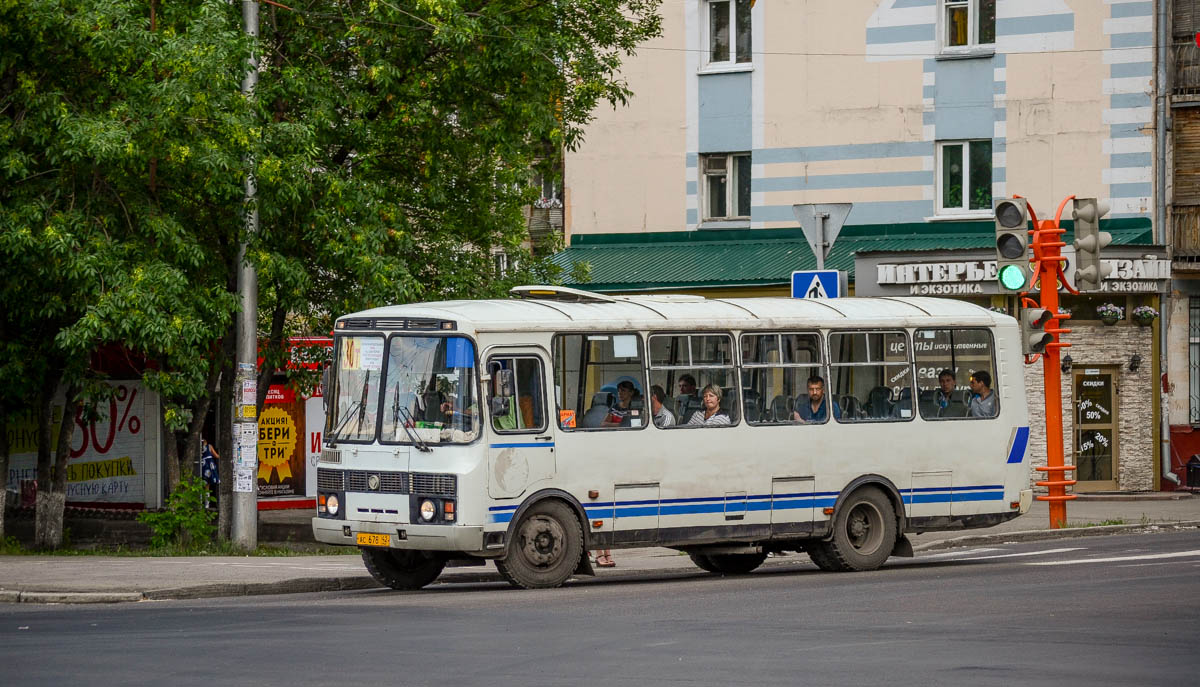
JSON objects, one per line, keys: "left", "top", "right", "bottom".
{"left": 602, "top": 380, "right": 643, "bottom": 427}
{"left": 649, "top": 385, "right": 675, "bottom": 428}
{"left": 934, "top": 369, "right": 957, "bottom": 411}
{"left": 793, "top": 375, "right": 841, "bottom": 423}
{"left": 685, "top": 384, "right": 732, "bottom": 426}
{"left": 967, "top": 370, "right": 998, "bottom": 418}
{"left": 675, "top": 374, "right": 702, "bottom": 420}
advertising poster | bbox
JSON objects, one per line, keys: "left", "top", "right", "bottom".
{"left": 5, "top": 382, "right": 151, "bottom": 506}
{"left": 257, "top": 384, "right": 306, "bottom": 498}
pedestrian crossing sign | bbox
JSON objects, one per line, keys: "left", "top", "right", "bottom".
{"left": 791, "top": 270, "right": 843, "bottom": 299}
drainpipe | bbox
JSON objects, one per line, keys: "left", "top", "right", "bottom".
{"left": 1157, "top": 0, "right": 1181, "bottom": 485}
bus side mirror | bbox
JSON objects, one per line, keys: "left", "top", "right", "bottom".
{"left": 495, "top": 369, "right": 514, "bottom": 397}
{"left": 490, "top": 396, "right": 510, "bottom": 417}
{"left": 320, "top": 366, "right": 330, "bottom": 413}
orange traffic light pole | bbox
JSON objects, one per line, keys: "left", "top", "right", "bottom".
{"left": 1018, "top": 195, "right": 1078, "bottom": 528}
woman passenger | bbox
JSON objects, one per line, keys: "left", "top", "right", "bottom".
{"left": 686, "top": 384, "right": 731, "bottom": 426}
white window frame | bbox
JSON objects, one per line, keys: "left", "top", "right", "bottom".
{"left": 699, "top": 152, "right": 752, "bottom": 223}
{"left": 702, "top": 0, "right": 752, "bottom": 71}
{"left": 938, "top": 0, "right": 996, "bottom": 55}
{"left": 935, "top": 140, "right": 993, "bottom": 217}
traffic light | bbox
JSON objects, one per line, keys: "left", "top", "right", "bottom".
{"left": 994, "top": 198, "right": 1030, "bottom": 292}
{"left": 1072, "top": 198, "right": 1112, "bottom": 292}
{"left": 1021, "top": 306, "right": 1054, "bottom": 355}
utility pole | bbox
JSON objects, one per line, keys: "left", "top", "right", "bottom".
{"left": 232, "top": 0, "right": 260, "bottom": 550}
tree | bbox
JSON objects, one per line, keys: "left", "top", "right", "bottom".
{"left": 1, "top": 1, "right": 252, "bottom": 547}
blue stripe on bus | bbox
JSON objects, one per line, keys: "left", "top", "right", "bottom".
{"left": 489, "top": 442, "right": 555, "bottom": 449}
{"left": 1007, "top": 426, "right": 1030, "bottom": 464}
{"left": 487, "top": 485, "right": 1006, "bottom": 522}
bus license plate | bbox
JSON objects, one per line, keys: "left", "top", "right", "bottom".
{"left": 356, "top": 533, "right": 390, "bottom": 547}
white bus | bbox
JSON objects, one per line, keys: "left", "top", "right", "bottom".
{"left": 313, "top": 286, "right": 1033, "bottom": 589}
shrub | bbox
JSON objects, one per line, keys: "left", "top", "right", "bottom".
{"left": 138, "top": 476, "right": 216, "bottom": 550}
{"left": 1095, "top": 303, "right": 1124, "bottom": 319}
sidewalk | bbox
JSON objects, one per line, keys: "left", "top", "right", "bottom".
{"left": 2, "top": 494, "right": 1197, "bottom": 604}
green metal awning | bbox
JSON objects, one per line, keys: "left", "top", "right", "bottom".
{"left": 550, "top": 219, "right": 1153, "bottom": 292}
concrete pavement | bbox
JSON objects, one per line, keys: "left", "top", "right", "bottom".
{"left": 2, "top": 494, "right": 1197, "bottom": 604}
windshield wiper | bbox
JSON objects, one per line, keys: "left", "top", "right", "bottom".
{"left": 328, "top": 400, "right": 361, "bottom": 447}
{"left": 396, "top": 405, "right": 432, "bottom": 453}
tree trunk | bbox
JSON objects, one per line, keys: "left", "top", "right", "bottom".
{"left": 0, "top": 409, "right": 9, "bottom": 539}
{"left": 164, "top": 401, "right": 181, "bottom": 495}
{"left": 256, "top": 302, "right": 287, "bottom": 411}
{"left": 36, "top": 379, "right": 79, "bottom": 550}
{"left": 217, "top": 328, "right": 236, "bottom": 540}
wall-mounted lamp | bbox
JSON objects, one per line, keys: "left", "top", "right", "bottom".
{"left": 1061, "top": 354, "right": 1073, "bottom": 374}
{"left": 1129, "top": 354, "right": 1142, "bottom": 373}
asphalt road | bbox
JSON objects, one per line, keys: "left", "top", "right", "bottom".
{"left": 3, "top": 531, "right": 1199, "bottom": 687}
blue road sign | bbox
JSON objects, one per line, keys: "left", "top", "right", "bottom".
{"left": 791, "top": 270, "right": 842, "bottom": 298}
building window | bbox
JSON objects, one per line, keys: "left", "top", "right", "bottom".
{"left": 707, "top": 0, "right": 752, "bottom": 66}
{"left": 937, "top": 140, "right": 992, "bottom": 215}
{"left": 941, "top": 0, "right": 996, "bottom": 50}
{"left": 701, "top": 152, "right": 751, "bottom": 221}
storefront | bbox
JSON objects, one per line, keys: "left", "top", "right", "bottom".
{"left": 856, "top": 247, "right": 1169, "bottom": 492}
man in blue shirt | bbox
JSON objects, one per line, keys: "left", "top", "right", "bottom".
{"left": 793, "top": 375, "right": 842, "bottom": 423}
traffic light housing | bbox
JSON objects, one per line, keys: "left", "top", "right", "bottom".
{"left": 1021, "top": 307, "right": 1054, "bottom": 355}
{"left": 1072, "top": 198, "right": 1112, "bottom": 292}
{"left": 994, "top": 198, "right": 1030, "bottom": 292}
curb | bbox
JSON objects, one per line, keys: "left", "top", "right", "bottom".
{"left": 912, "top": 520, "right": 1200, "bottom": 552}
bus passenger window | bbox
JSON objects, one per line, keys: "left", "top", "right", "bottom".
{"left": 487, "top": 357, "right": 545, "bottom": 433}
{"left": 741, "top": 333, "right": 826, "bottom": 425}
{"left": 553, "top": 334, "right": 647, "bottom": 430}
{"left": 648, "top": 333, "right": 738, "bottom": 428}
{"left": 913, "top": 328, "right": 998, "bottom": 419}
{"left": 829, "top": 331, "right": 913, "bottom": 423}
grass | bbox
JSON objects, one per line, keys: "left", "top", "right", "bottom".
{"left": 1060, "top": 518, "right": 1127, "bottom": 528}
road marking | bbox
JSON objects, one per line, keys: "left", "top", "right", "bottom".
{"left": 1027, "top": 550, "right": 1200, "bottom": 566}
{"left": 955, "top": 547, "right": 1085, "bottom": 561}
{"left": 920, "top": 548, "right": 1005, "bottom": 558}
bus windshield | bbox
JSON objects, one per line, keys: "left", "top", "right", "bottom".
{"left": 327, "top": 334, "right": 478, "bottom": 445}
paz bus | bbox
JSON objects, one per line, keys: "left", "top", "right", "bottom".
{"left": 312, "top": 286, "right": 1032, "bottom": 589}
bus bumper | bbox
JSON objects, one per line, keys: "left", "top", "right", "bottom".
{"left": 1019, "top": 488, "right": 1033, "bottom": 514}
{"left": 312, "top": 517, "right": 485, "bottom": 552}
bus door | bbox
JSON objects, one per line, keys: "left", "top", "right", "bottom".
{"left": 485, "top": 349, "right": 555, "bottom": 499}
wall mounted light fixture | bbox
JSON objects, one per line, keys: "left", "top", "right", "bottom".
{"left": 1128, "top": 354, "right": 1142, "bottom": 373}
{"left": 1061, "top": 354, "right": 1073, "bottom": 374}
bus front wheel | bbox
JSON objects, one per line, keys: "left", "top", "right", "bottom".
{"left": 813, "top": 487, "right": 896, "bottom": 572}
{"left": 360, "top": 548, "right": 447, "bottom": 590}
{"left": 495, "top": 500, "right": 583, "bottom": 589}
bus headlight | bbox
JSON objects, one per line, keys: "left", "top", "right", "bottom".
{"left": 419, "top": 499, "right": 437, "bottom": 522}
{"left": 327, "top": 494, "right": 340, "bottom": 516}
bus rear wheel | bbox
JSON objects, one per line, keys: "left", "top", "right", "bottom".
{"left": 813, "top": 487, "right": 897, "bottom": 572}
{"left": 360, "top": 548, "right": 447, "bottom": 590}
{"left": 495, "top": 500, "right": 583, "bottom": 589}
{"left": 689, "top": 551, "right": 767, "bottom": 575}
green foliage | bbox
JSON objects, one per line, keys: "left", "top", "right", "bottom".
{"left": 137, "top": 476, "right": 216, "bottom": 550}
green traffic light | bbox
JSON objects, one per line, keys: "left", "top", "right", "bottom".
{"left": 997, "top": 264, "right": 1027, "bottom": 291}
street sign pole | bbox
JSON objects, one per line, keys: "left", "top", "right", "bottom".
{"left": 793, "top": 203, "right": 852, "bottom": 272}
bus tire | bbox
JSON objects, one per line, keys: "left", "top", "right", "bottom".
{"left": 703, "top": 552, "right": 767, "bottom": 575}
{"left": 818, "top": 487, "right": 897, "bottom": 572}
{"left": 495, "top": 499, "right": 583, "bottom": 589}
{"left": 360, "top": 548, "right": 447, "bottom": 590}
{"left": 688, "top": 552, "right": 721, "bottom": 573}
{"left": 804, "top": 542, "right": 842, "bottom": 572}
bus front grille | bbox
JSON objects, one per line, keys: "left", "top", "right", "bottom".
{"left": 411, "top": 473, "right": 457, "bottom": 496}
{"left": 317, "top": 468, "right": 345, "bottom": 491}
{"left": 317, "top": 468, "right": 455, "bottom": 496}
